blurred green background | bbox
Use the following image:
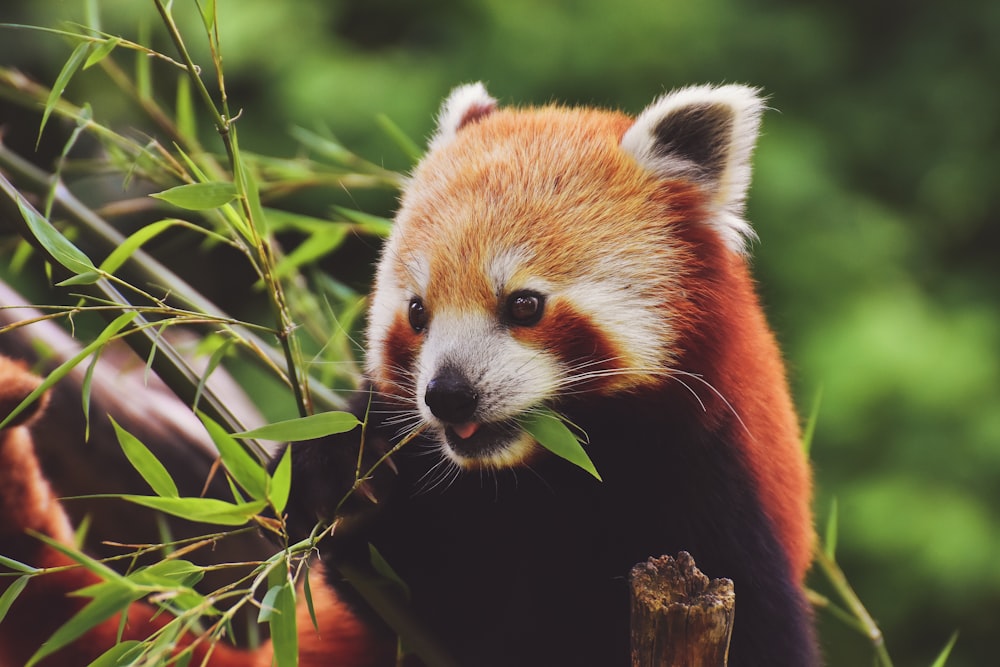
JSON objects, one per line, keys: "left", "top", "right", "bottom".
{"left": 1, "top": 1, "right": 997, "bottom": 665}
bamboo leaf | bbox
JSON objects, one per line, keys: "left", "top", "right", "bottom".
{"left": 929, "top": 632, "right": 959, "bottom": 667}
{"left": 290, "top": 126, "right": 354, "bottom": 164}
{"left": 376, "top": 113, "right": 423, "bottom": 165}
{"left": 83, "top": 36, "right": 120, "bottom": 69}
{"left": 45, "top": 103, "right": 93, "bottom": 219}
{"left": 303, "top": 566, "right": 319, "bottom": 631}
{"left": 25, "top": 581, "right": 139, "bottom": 667}
{"left": 369, "top": 543, "right": 410, "bottom": 600}
{"left": 0, "top": 554, "right": 38, "bottom": 574}
{"left": 518, "top": 408, "right": 601, "bottom": 481}
{"left": 31, "top": 532, "right": 129, "bottom": 585}
{"left": 802, "top": 386, "right": 823, "bottom": 456}
{"left": 0, "top": 311, "right": 136, "bottom": 429}
{"left": 260, "top": 580, "right": 297, "bottom": 667}
{"left": 232, "top": 411, "right": 361, "bottom": 441}
{"left": 273, "top": 227, "right": 349, "bottom": 279}
{"left": 151, "top": 182, "right": 238, "bottom": 210}
{"left": 38, "top": 40, "right": 91, "bottom": 146}
{"left": 99, "top": 218, "right": 182, "bottom": 274}
{"left": 269, "top": 445, "right": 292, "bottom": 515}
{"left": 199, "top": 0, "right": 218, "bottom": 32}
{"left": 14, "top": 191, "right": 96, "bottom": 277}
{"left": 55, "top": 271, "right": 101, "bottom": 286}
{"left": 199, "top": 412, "right": 269, "bottom": 501}
{"left": 111, "top": 417, "right": 179, "bottom": 498}
{"left": 129, "top": 559, "right": 204, "bottom": 588}
{"left": 332, "top": 206, "right": 393, "bottom": 237}
{"left": 193, "top": 337, "right": 234, "bottom": 411}
{"left": 81, "top": 352, "right": 98, "bottom": 440}
{"left": 121, "top": 495, "right": 267, "bottom": 526}
{"left": 88, "top": 641, "right": 143, "bottom": 667}
{"left": 231, "top": 126, "right": 269, "bottom": 236}
{"left": 824, "top": 498, "right": 839, "bottom": 559}
{"left": 0, "top": 575, "right": 30, "bottom": 624}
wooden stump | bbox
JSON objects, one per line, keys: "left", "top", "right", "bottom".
{"left": 629, "top": 552, "right": 735, "bottom": 667}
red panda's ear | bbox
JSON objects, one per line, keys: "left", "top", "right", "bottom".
{"left": 428, "top": 82, "right": 498, "bottom": 152}
{"left": 621, "top": 84, "right": 765, "bottom": 254}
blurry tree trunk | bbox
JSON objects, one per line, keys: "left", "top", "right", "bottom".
{"left": 630, "top": 552, "right": 735, "bottom": 667}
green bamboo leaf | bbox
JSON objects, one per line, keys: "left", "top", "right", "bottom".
{"left": 269, "top": 445, "right": 292, "bottom": 515}
{"left": 801, "top": 386, "right": 823, "bottom": 456}
{"left": 193, "top": 337, "right": 234, "bottom": 411}
{"left": 303, "top": 566, "right": 319, "bottom": 631}
{"left": 231, "top": 126, "right": 269, "bottom": 235}
{"left": 46, "top": 103, "right": 92, "bottom": 219}
{"left": 121, "top": 495, "right": 267, "bottom": 526}
{"left": 824, "top": 498, "right": 839, "bottom": 559}
{"left": 99, "top": 218, "right": 182, "bottom": 274}
{"left": 518, "top": 409, "right": 601, "bottom": 481}
{"left": 0, "top": 575, "right": 30, "bottom": 624}
{"left": 929, "top": 631, "right": 959, "bottom": 667}
{"left": 273, "top": 227, "right": 349, "bottom": 279}
{"left": 369, "top": 544, "right": 410, "bottom": 600}
{"left": 260, "top": 581, "right": 297, "bottom": 667}
{"left": 332, "top": 206, "right": 393, "bottom": 237}
{"left": 81, "top": 353, "right": 98, "bottom": 441}
{"left": 0, "top": 554, "right": 38, "bottom": 574}
{"left": 25, "top": 581, "right": 139, "bottom": 667}
{"left": 199, "top": 412, "right": 269, "bottom": 501}
{"left": 129, "top": 559, "right": 204, "bottom": 588}
{"left": 88, "top": 641, "right": 143, "bottom": 667}
{"left": 290, "top": 126, "right": 354, "bottom": 164}
{"left": 199, "top": 0, "right": 218, "bottom": 31}
{"left": 55, "top": 271, "right": 101, "bottom": 286}
{"left": 376, "top": 113, "right": 423, "bottom": 165}
{"left": 0, "top": 311, "right": 136, "bottom": 429}
{"left": 14, "top": 193, "right": 97, "bottom": 277}
{"left": 31, "top": 532, "right": 129, "bottom": 585}
{"left": 38, "top": 40, "right": 91, "bottom": 146}
{"left": 83, "top": 36, "right": 120, "bottom": 69}
{"left": 151, "top": 181, "right": 238, "bottom": 210}
{"left": 232, "top": 411, "right": 361, "bottom": 441}
{"left": 111, "top": 417, "right": 179, "bottom": 498}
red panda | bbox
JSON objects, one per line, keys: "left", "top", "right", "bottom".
{"left": 0, "top": 82, "right": 817, "bottom": 666}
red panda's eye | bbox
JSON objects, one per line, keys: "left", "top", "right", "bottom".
{"left": 505, "top": 291, "right": 545, "bottom": 326}
{"left": 408, "top": 297, "right": 428, "bottom": 332}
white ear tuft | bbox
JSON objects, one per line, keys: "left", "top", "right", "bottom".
{"left": 428, "top": 82, "right": 498, "bottom": 152}
{"left": 621, "top": 84, "right": 765, "bottom": 253}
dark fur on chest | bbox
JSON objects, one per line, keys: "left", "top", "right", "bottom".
{"left": 285, "top": 392, "right": 817, "bottom": 666}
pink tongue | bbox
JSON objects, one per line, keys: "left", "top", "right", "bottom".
{"left": 452, "top": 422, "right": 480, "bottom": 439}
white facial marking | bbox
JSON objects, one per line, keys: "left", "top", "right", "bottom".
{"left": 416, "top": 309, "right": 558, "bottom": 429}
{"left": 487, "top": 246, "right": 532, "bottom": 296}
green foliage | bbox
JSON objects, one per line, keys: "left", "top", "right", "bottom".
{"left": 0, "top": 1, "right": 415, "bottom": 662}
{"left": 517, "top": 408, "right": 601, "bottom": 481}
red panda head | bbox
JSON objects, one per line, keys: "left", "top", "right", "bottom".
{"left": 367, "top": 83, "right": 765, "bottom": 470}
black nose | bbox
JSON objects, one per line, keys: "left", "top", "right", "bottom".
{"left": 424, "top": 370, "right": 478, "bottom": 423}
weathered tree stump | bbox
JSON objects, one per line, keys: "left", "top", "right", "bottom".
{"left": 629, "top": 552, "right": 735, "bottom": 667}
